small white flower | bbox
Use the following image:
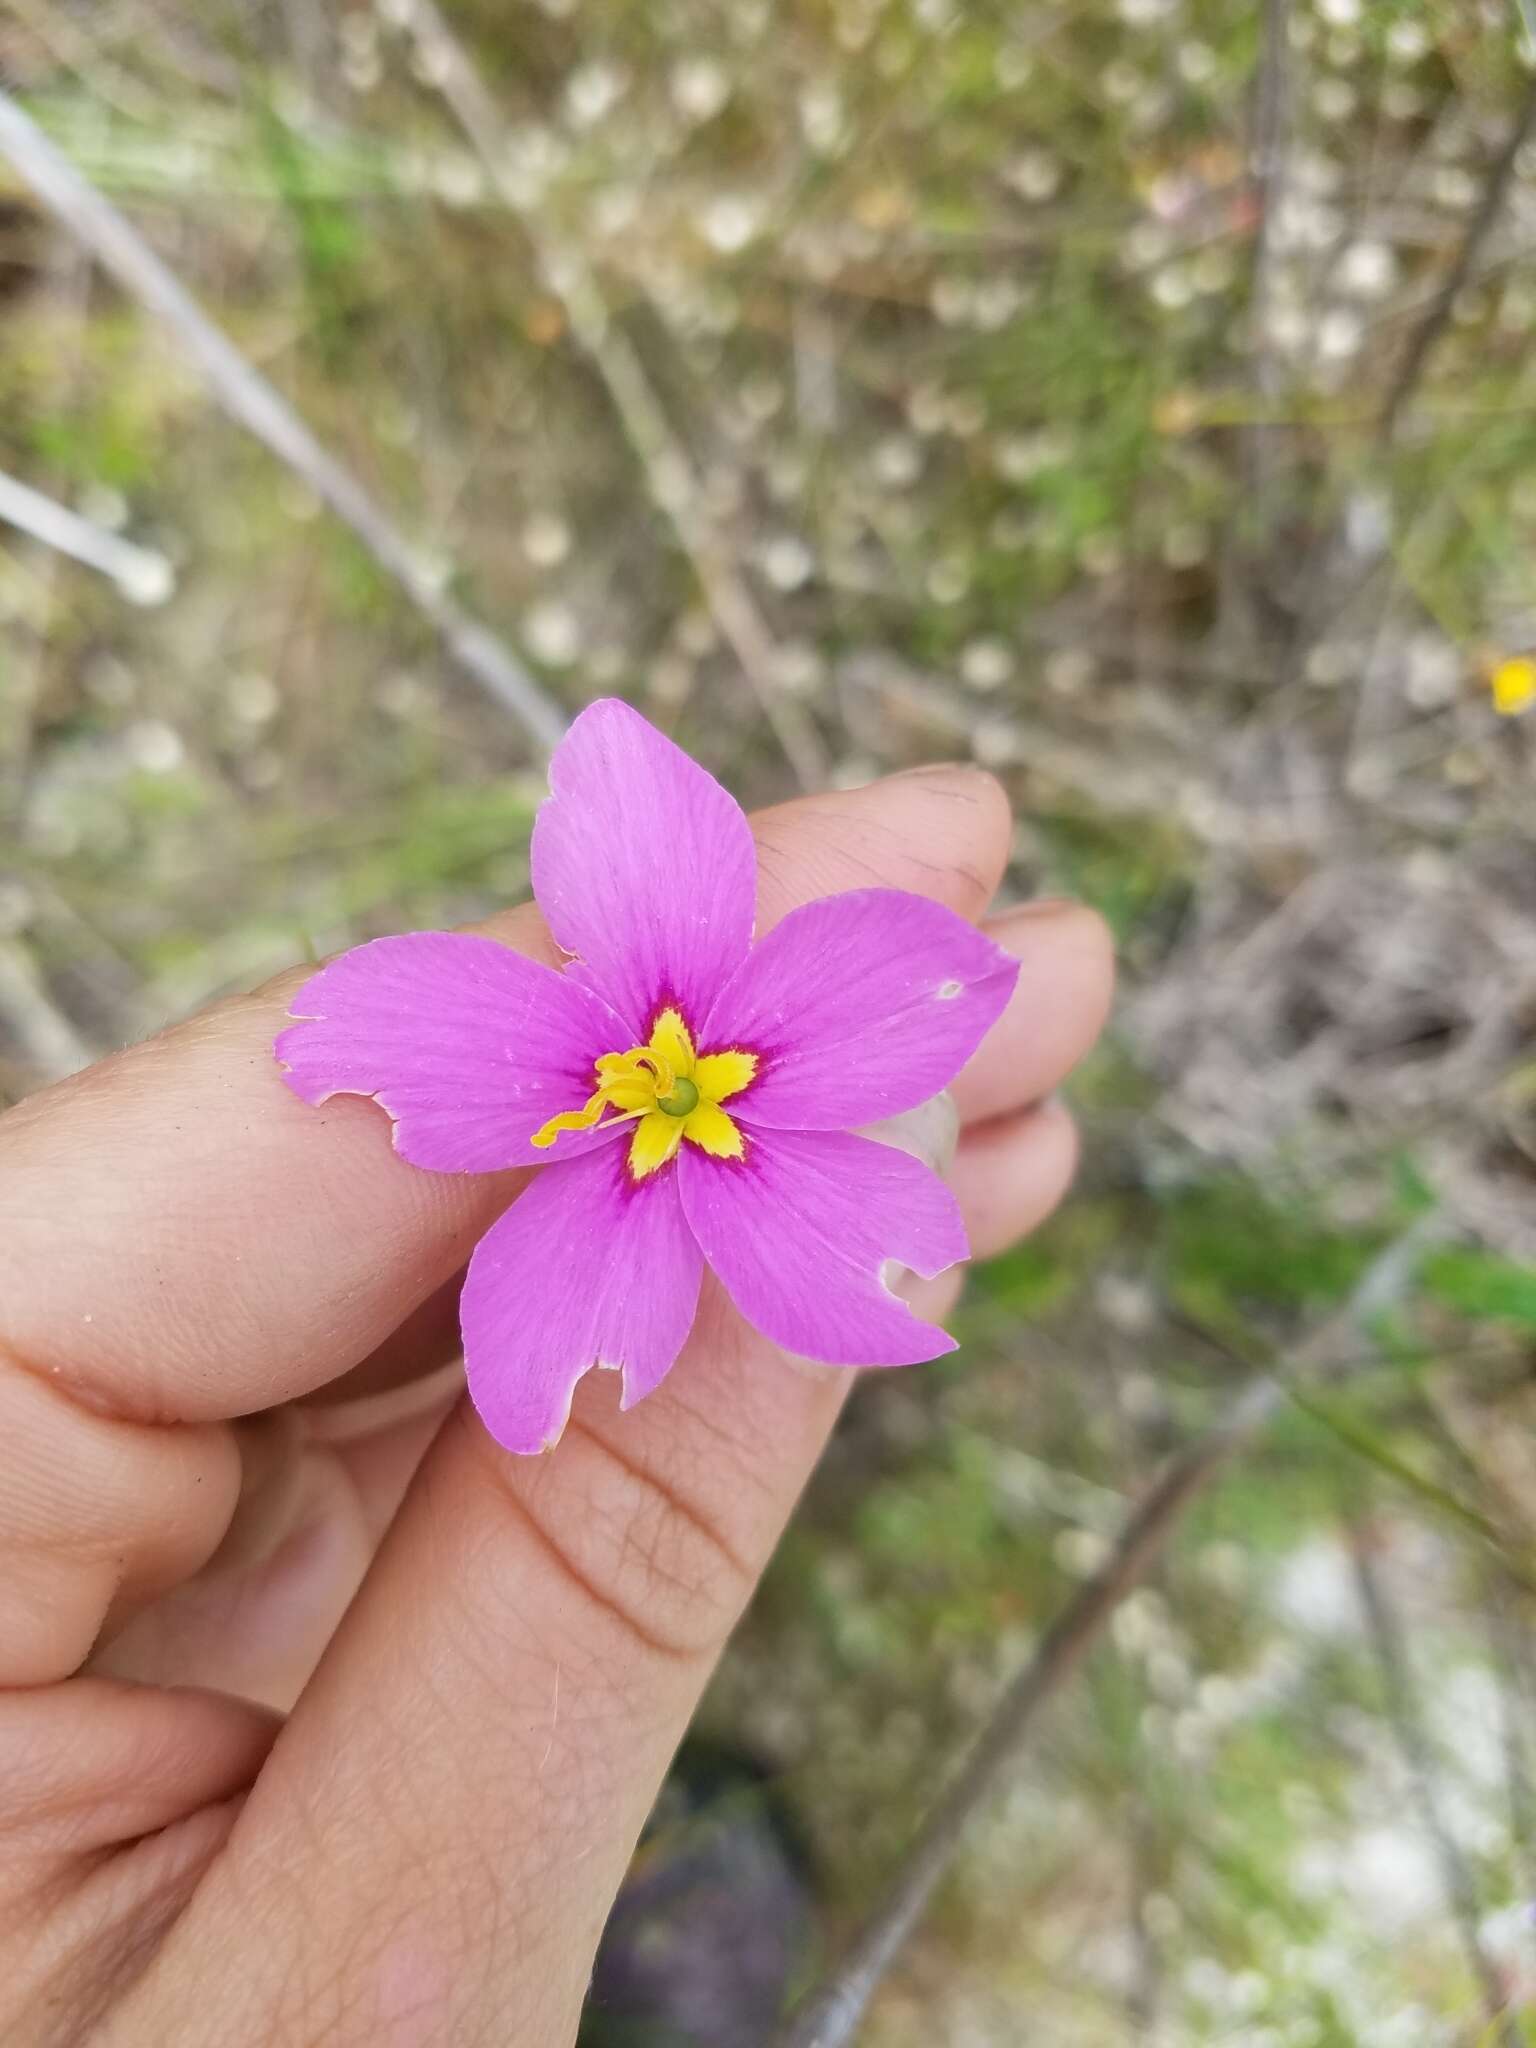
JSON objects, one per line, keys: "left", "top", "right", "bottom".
{"left": 760, "top": 535, "right": 814, "bottom": 591}
{"left": 565, "top": 62, "right": 625, "bottom": 127}
{"left": 700, "top": 194, "right": 761, "bottom": 253}
{"left": 227, "top": 674, "right": 280, "bottom": 726}
{"left": 523, "top": 601, "right": 582, "bottom": 667}
{"left": 1005, "top": 149, "right": 1063, "bottom": 202}
{"left": 1386, "top": 18, "right": 1429, "bottom": 62}
{"left": 1336, "top": 240, "right": 1397, "bottom": 299}
{"left": 1312, "top": 76, "right": 1357, "bottom": 123}
{"left": 521, "top": 512, "right": 573, "bottom": 568}
{"left": 670, "top": 57, "right": 730, "bottom": 122}
{"left": 125, "top": 720, "right": 185, "bottom": 773}
{"left": 872, "top": 436, "right": 923, "bottom": 488}
{"left": 1316, "top": 308, "right": 1364, "bottom": 361}
{"left": 959, "top": 637, "right": 1014, "bottom": 691}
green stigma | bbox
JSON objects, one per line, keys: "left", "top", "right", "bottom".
{"left": 657, "top": 1076, "right": 700, "bottom": 1118}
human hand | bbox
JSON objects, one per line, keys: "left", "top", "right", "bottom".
{"left": 0, "top": 764, "right": 1111, "bottom": 2046}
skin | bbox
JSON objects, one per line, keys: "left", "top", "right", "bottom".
{"left": 0, "top": 765, "right": 1113, "bottom": 2048}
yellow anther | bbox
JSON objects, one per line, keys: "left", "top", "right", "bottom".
{"left": 529, "top": 1005, "right": 759, "bottom": 1177}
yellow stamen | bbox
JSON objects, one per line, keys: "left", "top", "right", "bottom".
{"left": 529, "top": 1005, "right": 760, "bottom": 1178}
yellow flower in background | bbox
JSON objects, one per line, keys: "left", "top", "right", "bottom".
{"left": 1490, "top": 656, "right": 1536, "bottom": 716}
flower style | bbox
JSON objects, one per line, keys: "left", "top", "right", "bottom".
{"left": 275, "top": 701, "right": 1019, "bottom": 1453}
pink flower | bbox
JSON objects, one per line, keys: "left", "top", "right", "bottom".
{"left": 275, "top": 701, "right": 1019, "bottom": 1453}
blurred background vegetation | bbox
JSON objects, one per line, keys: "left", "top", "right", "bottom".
{"left": 3, "top": 2, "right": 1536, "bottom": 2042}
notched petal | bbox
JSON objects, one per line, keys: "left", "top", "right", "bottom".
{"left": 679, "top": 1127, "right": 967, "bottom": 1368}
{"left": 462, "top": 1145, "right": 703, "bottom": 1453}
{"left": 276, "top": 932, "right": 630, "bottom": 1174}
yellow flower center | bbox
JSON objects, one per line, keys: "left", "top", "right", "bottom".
{"left": 531, "top": 1007, "right": 758, "bottom": 1181}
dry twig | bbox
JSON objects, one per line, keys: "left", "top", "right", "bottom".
{"left": 1349, "top": 1515, "right": 1519, "bottom": 2043}
{"left": 0, "top": 939, "right": 96, "bottom": 1083}
{"left": 772, "top": 1227, "right": 1441, "bottom": 2048}
{"left": 1377, "top": 65, "right": 1536, "bottom": 442}
{"left": 1244, "top": 0, "right": 1292, "bottom": 501}
{"left": 0, "top": 88, "right": 567, "bottom": 755}
{"left": 395, "top": 0, "right": 827, "bottom": 789}
{"left": 0, "top": 465, "right": 172, "bottom": 601}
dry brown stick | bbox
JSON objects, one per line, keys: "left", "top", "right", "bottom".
{"left": 771, "top": 1226, "right": 1440, "bottom": 2048}
{"left": 1278, "top": 56, "right": 1536, "bottom": 685}
{"left": 397, "top": 0, "right": 827, "bottom": 790}
{"left": 1244, "top": 0, "right": 1292, "bottom": 497}
{"left": 1377, "top": 63, "right": 1536, "bottom": 442}
{"left": 1216, "top": 0, "right": 1292, "bottom": 653}
{"left": 0, "top": 939, "right": 96, "bottom": 1083}
{"left": 1487, "top": 1578, "right": 1536, "bottom": 1909}
{"left": 0, "top": 89, "right": 567, "bottom": 755}
{"left": 1348, "top": 1518, "right": 1519, "bottom": 2044}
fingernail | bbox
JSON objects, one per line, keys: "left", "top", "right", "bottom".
{"left": 890, "top": 760, "right": 969, "bottom": 781}
{"left": 999, "top": 895, "right": 1080, "bottom": 921}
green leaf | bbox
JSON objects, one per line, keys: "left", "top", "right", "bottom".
{"left": 1425, "top": 1248, "right": 1536, "bottom": 1330}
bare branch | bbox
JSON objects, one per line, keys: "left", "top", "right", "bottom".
{"left": 0, "top": 89, "right": 566, "bottom": 755}
{"left": 772, "top": 1224, "right": 1443, "bottom": 2048}
{"left": 1348, "top": 1517, "right": 1518, "bottom": 2043}
{"left": 1272, "top": 56, "right": 1536, "bottom": 688}
{"left": 1215, "top": 0, "right": 1292, "bottom": 658}
{"left": 396, "top": 0, "right": 828, "bottom": 790}
{"left": 1245, "top": 0, "right": 1293, "bottom": 478}
{"left": 1377, "top": 66, "right": 1536, "bottom": 442}
{"left": 0, "top": 465, "right": 173, "bottom": 602}
{"left": 0, "top": 940, "right": 96, "bottom": 1083}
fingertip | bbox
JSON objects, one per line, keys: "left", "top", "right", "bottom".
{"left": 952, "top": 900, "right": 1115, "bottom": 1125}
{"left": 752, "top": 764, "right": 1013, "bottom": 927}
{"left": 992, "top": 897, "right": 1116, "bottom": 1000}
{"left": 901, "top": 1265, "right": 965, "bottom": 1331}
{"left": 948, "top": 1098, "right": 1081, "bottom": 1261}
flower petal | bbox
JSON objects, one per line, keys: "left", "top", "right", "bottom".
{"left": 463, "top": 1145, "right": 703, "bottom": 1452}
{"left": 694, "top": 1048, "right": 757, "bottom": 1103}
{"left": 531, "top": 698, "right": 757, "bottom": 1036}
{"left": 678, "top": 1127, "right": 967, "bottom": 1366}
{"left": 276, "top": 933, "right": 631, "bottom": 1173}
{"left": 629, "top": 1110, "right": 686, "bottom": 1181}
{"left": 701, "top": 889, "right": 1019, "bottom": 1129}
{"left": 682, "top": 1099, "right": 743, "bottom": 1159}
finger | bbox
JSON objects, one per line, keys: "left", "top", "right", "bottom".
{"left": 1, "top": 1361, "right": 241, "bottom": 1687}
{"left": 300, "top": 1268, "right": 469, "bottom": 1407}
{"left": 946, "top": 1098, "right": 1081, "bottom": 1259}
{"left": 949, "top": 899, "right": 1114, "bottom": 1129}
{"left": 0, "top": 1679, "right": 278, "bottom": 1855}
{"left": 89, "top": 1431, "right": 380, "bottom": 1712}
{"left": 109, "top": 805, "right": 1111, "bottom": 2048}
{"left": 92, "top": 1383, "right": 463, "bottom": 1711}
{"left": 0, "top": 1679, "right": 277, "bottom": 2040}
